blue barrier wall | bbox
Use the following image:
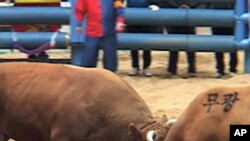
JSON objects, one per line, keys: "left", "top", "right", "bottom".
{"left": 0, "top": 0, "right": 249, "bottom": 72}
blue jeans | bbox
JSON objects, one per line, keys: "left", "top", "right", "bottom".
{"left": 71, "top": 35, "right": 118, "bottom": 72}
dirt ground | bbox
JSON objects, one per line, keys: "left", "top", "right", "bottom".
{"left": 118, "top": 51, "right": 249, "bottom": 120}
{"left": 1, "top": 28, "right": 249, "bottom": 121}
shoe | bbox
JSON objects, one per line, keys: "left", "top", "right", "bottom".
{"left": 215, "top": 73, "right": 228, "bottom": 79}
{"left": 183, "top": 72, "right": 196, "bottom": 78}
{"left": 165, "top": 72, "right": 179, "bottom": 79}
{"left": 143, "top": 68, "right": 152, "bottom": 77}
{"left": 128, "top": 68, "right": 140, "bottom": 76}
{"left": 229, "top": 72, "right": 237, "bottom": 77}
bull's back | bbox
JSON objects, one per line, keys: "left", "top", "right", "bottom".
{"left": 0, "top": 63, "right": 105, "bottom": 140}
{"left": 0, "top": 62, "right": 153, "bottom": 141}
{"left": 165, "top": 86, "right": 250, "bottom": 141}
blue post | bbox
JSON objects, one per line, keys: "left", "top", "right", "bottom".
{"left": 235, "top": 0, "right": 248, "bottom": 72}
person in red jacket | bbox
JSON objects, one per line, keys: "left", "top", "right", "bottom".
{"left": 75, "top": 0, "right": 125, "bottom": 72}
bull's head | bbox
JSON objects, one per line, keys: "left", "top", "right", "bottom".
{"left": 129, "top": 115, "right": 177, "bottom": 141}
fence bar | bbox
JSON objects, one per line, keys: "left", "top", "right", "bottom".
{"left": 0, "top": 32, "right": 69, "bottom": 49}
{"left": 0, "top": 7, "right": 234, "bottom": 27}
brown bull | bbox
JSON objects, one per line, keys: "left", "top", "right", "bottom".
{"left": 165, "top": 86, "right": 250, "bottom": 141}
{"left": 0, "top": 62, "right": 169, "bottom": 141}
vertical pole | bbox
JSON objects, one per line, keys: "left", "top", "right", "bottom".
{"left": 247, "top": 0, "right": 250, "bottom": 73}
{"left": 236, "top": 0, "right": 248, "bottom": 72}
{"left": 70, "top": 0, "right": 85, "bottom": 66}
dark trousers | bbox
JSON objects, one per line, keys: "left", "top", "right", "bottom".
{"left": 212, "top": 27, "right": 238, "bottom": 74}
{"left": 215, "top": 52, "right": 237, "bottom": 74}
{"left": 127, "top": 25, "right": 161, "bottom": 69}
{"left": 167, "top": 26, "right": 196, "bottom": 74}
{"left": 131, "top": 50, "right": 151, "bottom": 69}
{"left": 168, "top": 51, "right": 196, "bottom": 74}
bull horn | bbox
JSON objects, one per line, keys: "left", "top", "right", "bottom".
{"left": 165, "top": 119, "right": 177, "bottom": 127}
{"left": 146, "top": 130, "right": 157, "bottom": 141}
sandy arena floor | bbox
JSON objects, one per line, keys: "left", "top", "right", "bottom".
{"left": 118, "top": 50, "right": 249, "bottom": 119}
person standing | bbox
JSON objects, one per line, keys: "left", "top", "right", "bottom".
{"left": 166, "top": 25, "right": 196, "bottom": 78}
{"left": 74, "top": 0, "right": 125, "bottom": 72}
{"left": 127, "top": 0, "right": 161, "bottom": 77}
{"left": 211, "top": 3, "right": 237, "bottom": 78}
{"left": 153, "top": 0, "right": 198, "bottom": 78}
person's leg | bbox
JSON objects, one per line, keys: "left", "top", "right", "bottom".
{"left": 183, "top": 27, "right": 196, "bottom": 76}
{"left": 81, "top": 36, "right": 100, "bottom": 68}
{"left": 224, "top": 27, "right": 237, "bottom": 74}
{"left": 102, "top": 35, "right": 118, "bottom": 72}
{"left": 141, "top": 25, "right": 162, "bottom": 76}
{"left": 126, "top": 25, "right": 141, "bottom": 75}
{"left": 71, "top": 43, "right": 87, "bottom": 66}
{"left": 131, "top": 50, "right": 139, "bottom": 69}
{"left": 167, "top": 51, "right": 178, "bottom": 75}
{"left": 229, "top": 51, "right": 238, "bottom": 73}
{"left": 128, "top": 50, "right": 140, "bottom": 76}
{"left": 143, "top": 50, "right": 151, "bottom": 69}
{"left": 142, "top": 50, "right": 152, "bottom": 76}
{"left": 166, "top": 26, "right": 186, "bottom": 77}
{"left": 212, "top": 27, "right": 231, "bottom": 77}
{"left": 187, "top": 51, "right": 196, "bottom": 74}
{"left": 215, "top": 52, "right": 225, "bottom": 75}
{"left": 139, "top": 25, "right": 158, "bottom": 70}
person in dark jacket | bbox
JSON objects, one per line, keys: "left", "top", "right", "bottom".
{"left": 211, "top": 3, "right": 237, "bottom": 78}
{"left": 127, "top": 0, "right": 161, "bottom": 77}
{"left": 154, "top": 0, "right": 198, "bottom": 78}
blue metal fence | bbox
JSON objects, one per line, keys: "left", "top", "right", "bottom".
{"left": 0, "top": 0, "right": 250, "bottom": 72}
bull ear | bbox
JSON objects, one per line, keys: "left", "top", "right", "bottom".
{"left": 160, "top": 114, "right": 168, "bottom": 124}
{"left": 129, "top": 123, "right": 142, "bottom": 138}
